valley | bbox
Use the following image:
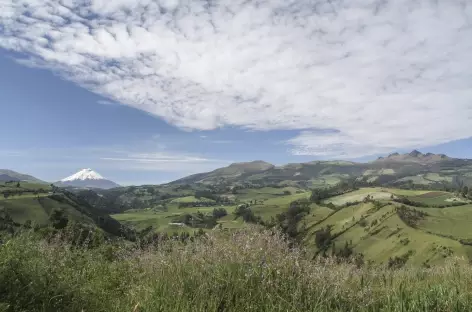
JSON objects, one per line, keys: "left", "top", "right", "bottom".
{"left": 3, "top": 151, "right": 472, "bottom": 267}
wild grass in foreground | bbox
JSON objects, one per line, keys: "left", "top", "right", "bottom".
{"left": 1, "top": 227, "right": 472, "bottom": 312}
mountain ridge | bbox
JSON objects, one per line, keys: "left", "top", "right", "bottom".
{"left": 168, "top": 151, "right": 472, "bottom": 188}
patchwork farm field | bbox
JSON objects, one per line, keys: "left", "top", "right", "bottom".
{"left": 112, "top": 205, "right": 246, "bottom": 233}
{"left": 112, "top": 187, "right": 311, "bottom": 231}
{"left": 108, "top": 185, "right": 472, "bottom": 266}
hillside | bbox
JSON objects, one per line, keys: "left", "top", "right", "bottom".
{"left": 0, "top": 169, "right": 45, "bottom": 183}
{"left": 0, "top": 182, "right": 129, "bottom": 237}
{"left": 302, "top": 188, "right": 472, "bottom": 266}
{"left": 168, "top": 151, "right": 472, "bottom": 189}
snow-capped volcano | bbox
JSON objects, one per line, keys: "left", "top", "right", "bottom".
{"left": 55, "top": 168, "right": 120, "bottom": 189}
{"left": 61, "top": 168, "right": 104, "bottom": 182}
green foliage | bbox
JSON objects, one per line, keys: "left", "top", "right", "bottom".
{"left": 462, "top": 186, "right": 469, "bottom": 197}
{"left": 271, "top": 199, "right": 311, "bottom": 239}
{"left": 49, "top": 209, "right": 69, "bottom": 230}
{"left": 212, "top": 207, "right": 228, "bottom": 219}
{"left": 172, "top": 211, "right": 218, "bottom": 229}
{"left": 388, "top": 250, "right": 414, "bottom": 269}
{"left": 315, "top": 225, "right": 333, "bottom": 253}
{"left": 233, "top": 205, "right": 263, "bottom": 224}
{"left": 396, "top": 205, "right": 428, "bottom": 228}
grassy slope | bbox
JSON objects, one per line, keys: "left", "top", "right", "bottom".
{"left": 416, "top": 205, "right": 472, "bottom": 239}
{"left": 303, "top": 197, "right": 472, "bottom": 265}
{"left": 0, "top": 182, "right": 51, "bottom": 193}
{"left": 0, "top": 196, "right": 93, "bottom": 225}
{"left": 322, "top": 187, "right": 430, "bottom": 205}
{"left": 405, "top": 192, "right": 469, "bottom": 205}
{"left": 345, "top": 209, "right": 470, "bottom": 266}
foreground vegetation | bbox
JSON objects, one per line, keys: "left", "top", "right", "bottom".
{"left": 2, "top": 227, "right": 472, "bottom": 312}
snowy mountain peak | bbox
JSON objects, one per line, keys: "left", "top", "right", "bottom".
{"left": 61, "top": 168, "right": 105, "bottom": 182}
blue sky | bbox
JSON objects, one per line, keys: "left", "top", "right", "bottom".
{"left": 1, "top": 0, "right": 472, "bottom": 185}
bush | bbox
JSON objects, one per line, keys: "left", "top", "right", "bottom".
{"left": 212, "top": 207, "right": 228, "bottom": 219}
{"left": 358, "top": 218, "right": 368, "bottom": 227}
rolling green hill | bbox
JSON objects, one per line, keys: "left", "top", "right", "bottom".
{"left": 0, "top": 185, "right": 129, "bottom": 238}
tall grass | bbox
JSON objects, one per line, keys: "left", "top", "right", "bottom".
{"left": 1, "top": 227, "right": 472, "bottom": 311}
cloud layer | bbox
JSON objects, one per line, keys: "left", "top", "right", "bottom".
{"left": 1, "top": 0, "right": 472, "bottom": 157}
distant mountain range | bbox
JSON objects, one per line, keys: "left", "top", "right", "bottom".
{"left": 0, "top": 169, "right": 45, "bottom": 183}
{"left": 170, "top": 151, "right": 472, "bottom": 188}
{"left": 54, "top": 168, "right": 120, "bottom": 190}
{"left": 3, "top": 151, "right": 472, "bottom": 190}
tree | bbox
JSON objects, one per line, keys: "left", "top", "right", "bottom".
{"left": 314, "top": 226, "right": 333, "bottom": 252}
{"left": 16, "top": 182, "right": 20, "bottom": 188}
{"left": 23, "top": 220, "right": 32, "bottom": 229}
{"left": 212, "top": 207, "right": 227, "bottom": 219}
{"left": 462, "top": 186, "right": 469, "bottom": 198}
{"left": 49, "top": 209, "right": 68, "bottom": 230}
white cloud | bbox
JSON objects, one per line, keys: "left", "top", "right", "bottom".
{"left": 100, "top": 151, "right": 231, "bottom": 172}
{"left": 0, "top": 145, "right": 230, "bottom": 174}
{"left": 97, "top": 100, "right": 119, "bottom": 106}
{"left": 1, "top": 0, "right": 472, "bottom": 157}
